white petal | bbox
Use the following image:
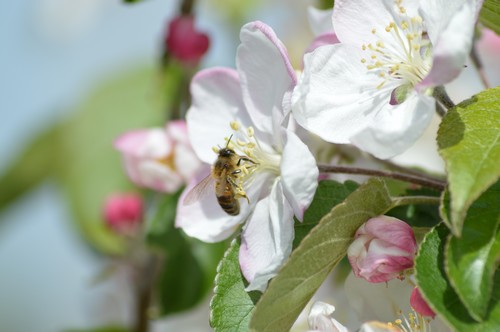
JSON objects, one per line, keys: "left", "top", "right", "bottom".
{"left": 333, "top": 0, "right": 393, "bottom": 46}
{"left": 292, "top": 44, "right": 396, "bottom": 144}
{"left": 187, "top": 68, "right": 252, "bottom": 164}
{"left": 239, "top": 181, "right": 294, "bottom": 292}
{"left": 280, "top": 130, "right": 318, "bottom": 221}
{"left": 418, "top": 0, "right": 480, "bottom": 88}
{"left": 237, "top": 21, "right": 296, "bottom": 133}
{"left": 307, "top": 7, "right": 334, "bottom": 36}
{"left": 308, "top": 302, "right": 349, "bottom": 332}
{"left": 419, "top": 0, "right": 468, "bottom": 46}
{"left": 175, "top": 166, "right": 269, "bottom": 242}
{"left": 350, "top": 93, "right": 435, "bottom": 159}
{"left": 114, "top": 129, "right": 172, "bottom": 159}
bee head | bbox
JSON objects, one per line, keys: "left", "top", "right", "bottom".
{"left": 219, "top": 148, "right": 234, "bottom": 157}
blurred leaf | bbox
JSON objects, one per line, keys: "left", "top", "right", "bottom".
{"left": 145, "top": 191, "right": 226, "bottom": 316}
{"left": 387, "top": 187, "right": 441, "bottom": 228}
{"left": 480, "top": 0, "right": 500, "bottom": 35}
{"left": 317, "top": 0, "right": 334, "bottom": 9}
{"left": 446, "top": 181, "right": 500, "bottom": 321}
{"left": 437, "top": 86, "right": 500, "bottom": 236}
{"left": 249, "top": 178, "right": 393, "bottom": 331}
{"left": 293, "top": 180, "right": 358, "bottom": 248}
{"left": 210, "top": 238, "right": 260, "bottom": 332}
{"left": 0, "top": 125, "right": 60, "bottom": 210}
{"left": 415, "top": 224, "right": 500, "bottom": 330}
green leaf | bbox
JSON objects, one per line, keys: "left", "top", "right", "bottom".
{"left": 210, "top": 238, "right": 260, "bottom": 332}
{"left": 249, "top": 178, "right": 393, "bottom": 332}
{"left": 293, "top": 180, "right": 358, "bottom": 248}
{"left": 415, "top": 224, "right": 500, "bottom": 331}
{"left": 437, "top": 86, "right": 500, "bottom": 235}
{"left": 446, "top": 181, "right": 500, "bottom": 321}
{"left": 480, "top": 0, "right": 500, "bottom": 35}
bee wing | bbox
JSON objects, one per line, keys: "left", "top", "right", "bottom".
{"left": 183, "top": 174, "right": 215, "bottom": 205}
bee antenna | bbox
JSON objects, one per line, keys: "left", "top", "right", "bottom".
{"left": 226, "top": 134, "right": 234, "bottom": 148}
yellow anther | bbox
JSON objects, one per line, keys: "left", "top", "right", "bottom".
{"left": 375, "top": 61, "right": 383, "bottom": 67}
{"left": 371, "top": 28, "right": 377, "bottom": 34}
{"left": 399, "top": 6, "right": 406, "bottom": 14}
{"left": 361, "top": 58, "right": 366, "bottom": 63}
{"left": 379, "top": 72, "right": 385, "bottom": 77}
{"left": 246, "top": 127, "right": 254, "bottom": 137}
{"left": 246, "top": 142, "right": 255, "bottom": 149}
{"left": 362, "top": 44, "right": 367, "bottom": 50}
{"left": 385, "top": 25, "right": 392, "bottom": 32}
{"left": 395, "top": 319, "right": 402, "bottom": 325}
{"left": 389, "top": 22, "right": 396, "bottom": 28}
{"left": 230, "top": 121, "right": 241, "bottom": 131}
{"left": 236, "top": 139, "right": 247, "bottom": 146}
{"left": 406, "top": 33, "right": 413, "bottom": 41}
{"left": 413, "top": 45, "right": 420, "bottom": 51}
{"left": 412, "top": 15, "right": 423, "bottom": 24}
{"left": 376, "top": 41, "right": 384, "bottom": 48}
{"left": 212, "top": 146, "right": 219, "bottom": 154}
{"left": 244, "top": 148, "right": 253, "bottom": 156}
{"left": 401, "top": 21, "right": 408, "bottom": 29}
{"left": 371, "top": 54, "right": 377, "bottom": 59}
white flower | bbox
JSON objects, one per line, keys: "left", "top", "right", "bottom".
{"left": 114, "top": 120, "right": 201, "bottom": 193}
{"left": 175, "top": 21, "right": 318, "bottom": 292}
{"left": 308, "top": 301, "right": 349, "bottom": 332}
{"left": 293, "top": 0, "right": 482, "bottom": 159}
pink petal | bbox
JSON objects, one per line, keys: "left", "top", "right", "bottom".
{"left": 237, "top": 21, "right": 296, "bottom": 133}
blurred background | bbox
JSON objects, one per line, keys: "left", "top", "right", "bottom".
{"left": 0, "top": 0, "right": 498, "bottom": 331}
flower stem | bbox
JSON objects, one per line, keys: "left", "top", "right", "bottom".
{"left": 470, "top": 43, "right": 490, "bottom": 89}
{"left": 317, "top": 164, "right": 446, "bottom": 191}
{"left": 391, "top": 195, "right": 441, "bottom": 207}
{"left": 435, "top": 101, "right": 447, "bottom": 118}
{"left": 433, "top": 86, "right": 455, "bottom": 110}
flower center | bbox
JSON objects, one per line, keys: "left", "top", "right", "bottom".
{"left": 360, "top": 0, "right": 432, "bottom": 90}
{"left": 388, "top": 309, "right": 432, "bottom": 332}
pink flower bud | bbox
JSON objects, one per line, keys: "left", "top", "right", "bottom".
{"left": 114, "top": 120, "right": 202, "bottom": 193}
{"left": 347, "top": 215, "right": 417, "bottom": 283}
{"left": 410, "top": 287, "right": 435, "bottom": 318}
{"left": 165, "top": 15, "right": 209, "bottom": 65}
{"left": 103, "top": 193, "right": 143, "bottom": 235}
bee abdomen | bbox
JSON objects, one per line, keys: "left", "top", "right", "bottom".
{"left": 217, "top": 194, "right": 240, "bottom": 216}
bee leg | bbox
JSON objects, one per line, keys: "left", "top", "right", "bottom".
{"left": 235, "top": 192, "right": 250, "bottom": 204}
{"left": 237, "top": 157, "right": 257, "bottom": 166}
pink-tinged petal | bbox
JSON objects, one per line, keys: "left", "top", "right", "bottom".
{"left": 176, "top": 166, "right": 270, "bottom": 242}
{"left": 237, "top": 21, "right": 297, "bottom": 133}
{"left": 187, "top": 68, "right": 252, "bottom": 164}
{"left": 333, "top": 0, "right": 393, "bottom": 46}
{"left": 173, "top": 143, "right": 202, "bottom": 182}
{"left": 363, "top": 216, "right": 417, "bottom": 252}
{"left": 166, "top": 120, "right": 189, "bottom": 145}
{"left": 137, "top": 160, "right": 184, "bottom": 192}
{"left": 114, "top": 129, "right": 172, "bottom": 158}
{"left": 410, "top": 287, "right": 436, "bottom": 318}
{"left": 350, "top": 93, "right": 435, "bottom": 159}
{"left": 280, "top": 130, "right": 318, "bottom": 221}
{"left": 292, "top": 44, "right": 394, "bottom": 144}
{"left": 304, "top": 33, "right": 340, "bottom": 56}
{"left": 419, "top": 0, "right": 469, "bottom": 46}
{"left": 307, "top": 7, "right": 334, "bottom": 36}
{"left": 239, "top": 181, "right": 294, "bottom": 292}
{"left": 418, "top": 0, "right": 480, "bottom": 88}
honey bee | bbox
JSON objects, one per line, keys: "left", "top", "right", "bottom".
{"left": 184, "top": 138, "right": 256, "bottom": 216}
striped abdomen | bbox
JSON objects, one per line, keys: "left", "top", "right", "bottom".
{"left": 216, "top": 184, "right": 240, "bottom": 216}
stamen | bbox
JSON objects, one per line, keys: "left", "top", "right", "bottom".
{"left": 246, "top": 127, "right": 254, "bottom": 137}
{"left": 230, "top": 121, "right": 241, "bottom": 131}
{"left": 212, "top": 146, "right": 220, "bottom": 154}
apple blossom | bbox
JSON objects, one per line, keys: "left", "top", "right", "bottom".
{"left": 347, "top": 216, "right": 417, "bottom": 283}
{"left": 175, "top": 21, "right": 318, "bottom": 292}
{"left": 165, "top": 15, "right": 209, "bottom": 65}
{"left": 114, "top": 120, "right": 201, "bottom": 193}
{"left": 308, "top": 301, "right": 349, "bottom": 332}
{"left": 410, "top": 287, "right": 435, "bottom": 318}
{"left": 293, "top": 0, "right": 483, "bottom": 159}
{"left": 103, "top": 193, "right": 143, "bottom": 235}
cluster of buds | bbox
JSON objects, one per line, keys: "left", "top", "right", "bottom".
{"left": 103, "top": 193, "right": 143, "bottom": 236}
{"left": 164, "top": 15, "right": 209, "bottom": 65}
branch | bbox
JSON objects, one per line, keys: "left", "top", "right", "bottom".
{"left": 317, "top": 164, "right": 446, "bottom": 191}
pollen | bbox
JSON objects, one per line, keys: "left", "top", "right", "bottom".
{"left": 237, "top": 138, "right": 247, "bottom": 146}
{"left": 246, "top": 127, "right": 254, "bottom": 137}
{"left": 371, "top": 28, "right": 377, "bottom": 34}
{"left": 361, "top": 58, "right": 366, "bottom": 63}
